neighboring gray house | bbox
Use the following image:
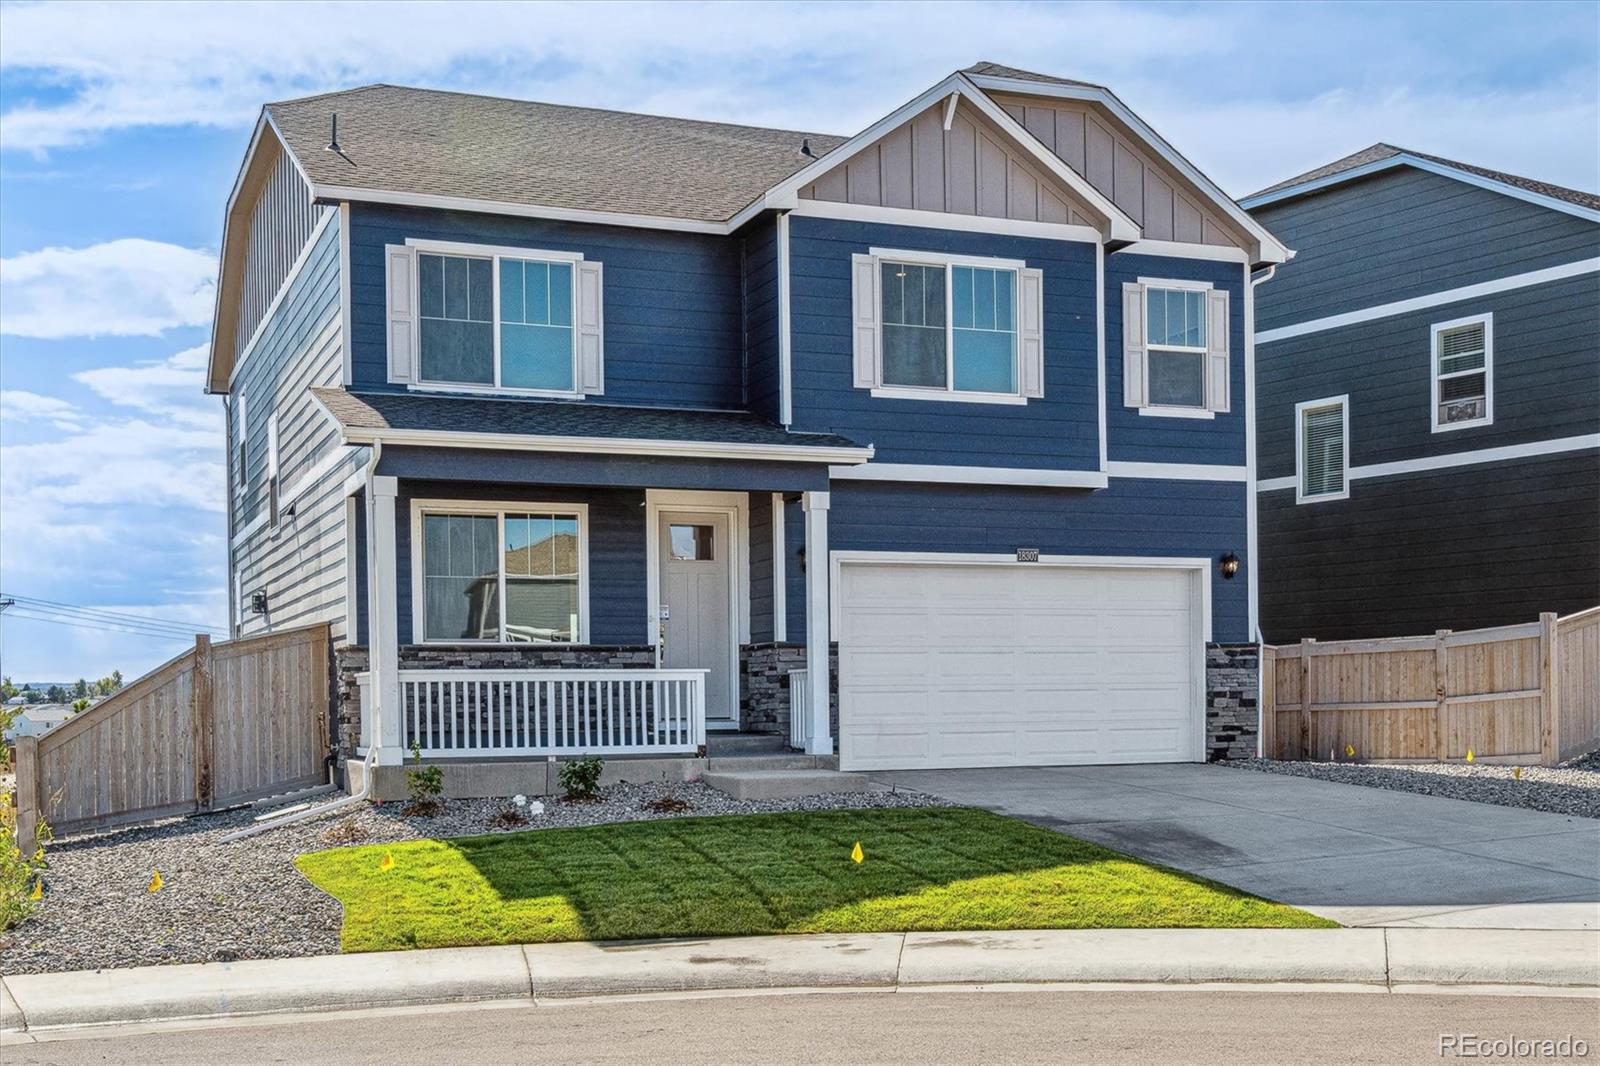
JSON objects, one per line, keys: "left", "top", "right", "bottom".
{"left": 3, "top": 704, "right": 78, "bottom": 742}
{"left": 1243, "top": 145, "right": 1599, "bottom": 642}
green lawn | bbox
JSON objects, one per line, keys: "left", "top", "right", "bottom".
{"left": 294, "top": 807, "right": 1333, "bottom": 953}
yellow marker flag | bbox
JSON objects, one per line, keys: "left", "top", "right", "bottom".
{"left": 1344, "top": 743, "right": 1356, "bottom": 758}
{"left": 1466, "top": 749, "right": 1475, "bottom": 763}
{"left": 29, "top": 878, "right": 43, "bottom": 901}
{"left": 148, "top": 869, "right": 163, "bottom": 893}
{"left": 1512, "top": 766, "right": 1522, "bottom": 780}
{"left": 379, "top": 851, "right": 395, "bottom": 872}
{"left": 850, "top": 841, "right": 864, "bottom": 865}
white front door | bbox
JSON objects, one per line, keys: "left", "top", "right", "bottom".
{"left": 658, "top": 511, "right": 737, "bottom": 726}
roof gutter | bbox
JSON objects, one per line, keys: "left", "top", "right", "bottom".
{"left": 336, "top": 426, "right": 875, "bottom": 465}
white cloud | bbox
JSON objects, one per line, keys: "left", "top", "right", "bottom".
{"left": 0, "top": 239, "right": 215, "bottom": 339}
{"left": 0, "top": 389, "right": 83, "bottom": 430}
{"left": 74, "top": 343, "right": 212, "bottom": 427}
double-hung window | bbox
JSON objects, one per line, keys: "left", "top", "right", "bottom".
{"left": 1122, "top": 279, "right": 1230, "bottom": 416}
{"left": 852, "top": 249, "right": 1044, "bottom": 402}
{"left": 1296, "top": 396, "right": 1349, "bottom": 504}
{"left": 416, "top": 503, "right": 588, "bottom": 644}
{"left": 1431, "top": 313, "right": 1492, "bottom": 431}
{"left": 386, "top": 241, "right": 603, "bottom": 397}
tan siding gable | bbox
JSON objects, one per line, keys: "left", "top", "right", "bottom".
{"left": 798, "top": 99, "right": 1096, "bottom": 228}
{"left": 991, "top": 94, "right": 1249, "bottom": 249}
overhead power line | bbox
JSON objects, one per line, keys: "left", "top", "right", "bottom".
{"left": 1, "top": 594, "right": 224, "bottom": 635}
{"left": 0, "top": 593, "right": 225, "bottom": 641}
{"left": 2, "top": 609, "right": 206, "bottom": 642}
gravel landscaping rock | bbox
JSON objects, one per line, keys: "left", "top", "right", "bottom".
{"left": 0, "top": 779, "right": 950, "bottom": 976}
{"left": 1224, "top": 751, "right": 1600, "bottom": 819}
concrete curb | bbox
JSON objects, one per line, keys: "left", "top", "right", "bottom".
{"left": 2, "top": 929, "right": 1595, "bottom": 1033}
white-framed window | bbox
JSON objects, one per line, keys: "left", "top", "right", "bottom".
{"left": 265, "top": 413, "right": 281, "bottom": 529}
{"left": 1431, "top": 312, "right": 1493, "bottom": 432}
{"left": 1122, "top": 278, "right": 1230, "bottom": 417}
{"left": 850, "top": 248, "right": 1044, "bottom": 403}
{"left": 1296, "top": 395, "right": 1349, "bottom": 504}
{"left": 385, "top": 240, "right": 604, "bottom": 398}
{"left": 411, "top": 500, "right": 590, "bottom": 644}
{"left": 233, "top": 393, "right": 248, "bottom": 506}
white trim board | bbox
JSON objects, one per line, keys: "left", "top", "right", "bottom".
{"left": 1105, "top": 461, "right": 1248, "bottom": 482}
{"left": 770, "top": 492, "right": 787, "bottom": 643}
{"left": 327, "top": 422, "right": 874, "bottom": 465}
{"left": 1240, "top": 154, "right": 1600, "bottom": 224}
{"left": 828, "top": 463, "right": 1108, "bottom": 488}
{"left": 314, "top": 183, "right": 728, "bottom": 235}
{"left": 777, "top": 212, "right": 793, "bottom": 425}
{"left": 1257, "top": 258, "right": 1600, "bottom": 344}
{"left": 787, "top": 199, "right": 1103, "bottom": 245}
{"left": 1114, "top": 240, "right": 1250, "bottom": 264}
{"left": 1257, "top": 433, "right": 1600, "bottom": 492}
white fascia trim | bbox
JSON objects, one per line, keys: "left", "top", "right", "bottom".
{"left": 828, "top": 549, "right": 1213, "bottom": 642}
{"left": 208, "top": 112, "right": 273, "bottom": 392}
{"left": 338, "top": 425, "right": 874, "bottom": 464}
{"left": 1096, "top": 242, "right": 1107, "bottom": 471}
{"left": 226, "top": 208, "right": 338, "bottom": 391}
{"left": 1115, "top": 240, "right": 1250, "bottom": 264}
{"left": 312, "top": 183, "right": 730, "bottom": 235}
{"left": 1258, "top": 258, "right": 1600, "bottom": 344}
{"left": 771, "top": 491, "right": 787, "bottom": 643}
{"left": 1106, "top": 461, "right": 1248, "bottom": 482}
{"left": 339, "top": 201, "right": 354, "bottom": 387}
{"left": 777, "top": 212, "right": 793, "bottom": 425}
{"left": 966, "top": 73, "right": 1291, "bottom": 263}
{"left": 1257, "top": 432, "right": 1600, "bottom": 493}
{"left": 1241, "top": 155, "right": 1600, "bottom": 224}
{"left": 828, "top": 463, "right": 1107, "bottom": 488}
{"left": 786, "top": 198, "right": 1104, "bottom": 245}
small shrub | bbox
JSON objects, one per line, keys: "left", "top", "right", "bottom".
{"left": 402, "top": 742, "right": 444, "bottom": 817}
{"left": 559, "top": 756, "right": 604, "bottom": 800}
{"left": 1, "top": 790, "right": 51, "bottom": 931}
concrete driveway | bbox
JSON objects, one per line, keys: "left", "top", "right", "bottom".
{"left": 868, "top": 764, "right": 1600, "bottom": 929}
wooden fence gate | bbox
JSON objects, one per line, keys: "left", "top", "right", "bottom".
{"left": 13, "top": 623, "right": 331, "bottom": 845}
{"left": 1261, "top": 608, "right": 1600, "bottom": 766}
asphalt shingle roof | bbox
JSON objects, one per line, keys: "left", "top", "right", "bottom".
{"left": 1247, "top": 143, "right": 1600, "bottom": 211}
{"left": 962, "top": 61, "right": 1105, "bottom": 91}
{"left": 312, "top": 388, "right": 865, "bottom": 452}
{"left": 266, "top": 85, "right": 848, "bottom": 223}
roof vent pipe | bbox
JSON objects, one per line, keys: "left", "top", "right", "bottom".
{"left": 326, "top": 113, "right": 341, "bottom": 154}
{"left": 799, "top": 138, "right": 816, "bottom": 159}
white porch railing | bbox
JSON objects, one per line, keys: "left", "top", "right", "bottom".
{"left": 397, "top": 669, "right": 707, "bottom": 757}
{"left": 788, "top": 669, "right": 811, "bottom": 750}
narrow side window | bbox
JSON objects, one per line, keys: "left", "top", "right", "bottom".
{"left": 1296, "top": 396, "right": 1349, "bottom": 504}
{"left": 1431, "top": 313, "right": 1492, "bottom": 432}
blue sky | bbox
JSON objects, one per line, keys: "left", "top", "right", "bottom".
{"left": 1, "top": 0, "right": 1596, "bottom": 682}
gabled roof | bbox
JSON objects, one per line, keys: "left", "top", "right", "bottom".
{"left": 1241, "top": 143, "right": 1600, "bottom": 220}
{"left": 266, "top": 85, "right": 847, "bottom": 225}
{"left": 962, "top": 61, "right": 1104, "bottom": 91}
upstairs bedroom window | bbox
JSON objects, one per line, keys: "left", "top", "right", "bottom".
{"left": 385, "top": 241, "right": 604, "bottom": 397}
{"left": 1431, "top": 313, "right": 1493, "bottom": 432}
{"left": 850, "top": 249, "right": 1044, "bottom": 403}
{"left": 1121, "top": 279, "right": 1230, "bottom": 417}
{"left": 1296, "top": 395, "right": 1349, "bottom": 504}
{"left": 414, "top": 503, "right": 589, "bottom": 644}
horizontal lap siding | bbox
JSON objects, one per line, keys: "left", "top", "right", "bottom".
{"left": 787, "top": 215, "right": 1099, "bottom": 469}
{"left": 1257, "top": 273, "right": 1600, "bottom": 480}
{"left": 348, "top": 205, "right": 744, "bottom": 409}
{"left": 748, "top": 491, "right": 774, "bottom": 643}
{"left": 829, "top": 480, "right": 1250, "bottom": 642}
{"left": 1252, "top": 168, "right": 1600, "bottom": 332}
{"left": 393, "top": 482, "right": 647, "bottom": 646}
{"left": 741, "top": 216, "right": 781, "bottom": 422}
{"left": 1260, "top": 451, "right": 1600, "bottom": 642}
{"left": 1103, "top": 252, "right": 1247, "bottom": 464}
{"left": 234, "top": 214, "right": 361, "bottom": 641}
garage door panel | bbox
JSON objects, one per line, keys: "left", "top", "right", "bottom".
{"left": 839, "top": 561, "right": 1200, "bottom": 772}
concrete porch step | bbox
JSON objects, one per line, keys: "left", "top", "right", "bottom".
{"left": 704, "top": 733, "right": 789, "bottom": 755}
{"left": 701, "top": 768, "right": 870, "bottom": 801}
{"left": 705, "top": 754, "right": 839, "bottom": 772}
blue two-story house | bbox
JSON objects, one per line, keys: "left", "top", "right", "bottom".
{"left": 207, "top": 62, "right": 1290, "bottom": 792}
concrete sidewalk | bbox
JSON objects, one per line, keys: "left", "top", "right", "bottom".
{"left": 3, "top": 928, "right": 1595, "bottom": 1032}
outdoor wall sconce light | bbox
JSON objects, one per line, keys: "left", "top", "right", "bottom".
{"left": 1219, "top": 553, "right": 1240, "bottom": 580}
{"left": 797, "top": 546, "right": 806, "bottom": 573}
{"left": 250, "top": 589, "right": 270, "bottom": 614}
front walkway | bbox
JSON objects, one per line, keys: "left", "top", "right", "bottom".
{"left": 867, "top": 764, "right": 1600, "bottom": 929}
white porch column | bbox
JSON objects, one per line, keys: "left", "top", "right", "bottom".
{"left": 368, "top": 475, "right": 404, "bottom": 766}
{"left": 802, "top": 490, "right": 832, "bottom": 755}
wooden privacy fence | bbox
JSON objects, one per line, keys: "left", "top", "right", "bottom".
{"left": 1262, "top": 608, "right": 1600, "bottom": 766}
{"left": 13, "top": 623, "right": 331, "bottom": 845}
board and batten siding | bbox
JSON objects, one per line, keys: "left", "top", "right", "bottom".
{"left": 798, "top": 99, "right": 1097, "bottom": 228}
{"left": 232, "top": 213, "right": 364, "bottom": 642}
{"left": 234, "top": 149, "right": 323, "bottom": 360}
{"left": 786, "top": 214, "right": 1100, "bottom": 469}
{"left": 1259, "top": 451, "right": 1600, "bottom": 643}
{"left": 1257, "top": 272, "right": 1600, "bottom": 480}
{"left": 346, "top": 204, "right": 745, "bottom": 410}
{"left": 828, "top": 479, "right": 1250, "bottom": 643}
{"left": 1251, "top": 167, "right": 1600, "bottom": 333}
{"left": 1103, "top": 251, "right": 1248, "bottom": 465}
{"left": 989, "top": 94, "right": 1247, "bottom": 250}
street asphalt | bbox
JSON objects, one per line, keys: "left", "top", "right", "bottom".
{"left": 5, "top": 988, "right": 1597, "bottom": 1065}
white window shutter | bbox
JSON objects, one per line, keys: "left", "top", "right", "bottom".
{"left": 1122, "top": 282, "right": 1147, "bottom": 408}
{"left": 851, "top": 253, "right": 879, "bottom": 389}
{"left": 1206, "top": 288, "right": 1230, "bottom": 413}
{"left": 576, "top": 260, "right": 605, "bottom": 395}
{"left": 385, "top": 244, "right": 417, "bottom": 383}
{"left": 1019, "top": 267, "right": 1045, "bottom": 398}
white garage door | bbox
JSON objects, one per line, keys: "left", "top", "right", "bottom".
{"left": 837, "top": 561, "right": 1201, "bottom": 771}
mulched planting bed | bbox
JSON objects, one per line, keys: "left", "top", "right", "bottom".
{"left": 0, "top": 780, "right": 948, "bottom": 976}
{"left": 1225, "top": 750, "right": 1600, "bottom": 819}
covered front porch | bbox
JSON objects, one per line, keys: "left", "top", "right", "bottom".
{"left": 322, "top": 388, "right": 865, "bottom": 778}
